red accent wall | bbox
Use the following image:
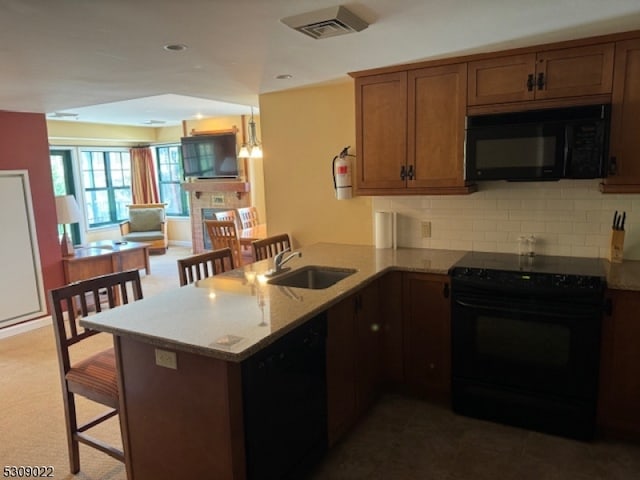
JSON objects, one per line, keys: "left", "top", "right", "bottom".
{"left": 0, "top": 110, "right": 64, "bottom": 313}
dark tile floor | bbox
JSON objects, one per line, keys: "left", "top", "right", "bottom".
{"left": 309, "top": 394, "right": 640, "bottom": 480}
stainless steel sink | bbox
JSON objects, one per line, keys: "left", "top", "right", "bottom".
{"left": 267, "top": 265, "right": 356, "bottom": 290}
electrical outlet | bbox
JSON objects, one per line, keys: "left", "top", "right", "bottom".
{"left": 155, "top": 348, "right": 177, "bottom": 369}
{"left": 421, "top": 221, "right": 431, "bottom": 238}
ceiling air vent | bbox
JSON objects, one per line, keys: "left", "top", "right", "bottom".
{"left": 281, "top": 5, "right": 369, "bottom": 40}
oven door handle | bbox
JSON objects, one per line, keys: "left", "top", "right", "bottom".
{"left": 454, "top": 298, "right": 592, "bottom": 319}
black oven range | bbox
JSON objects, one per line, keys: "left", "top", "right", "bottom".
{"left": 449, "top": 251, "right": 606, "bottom": 440}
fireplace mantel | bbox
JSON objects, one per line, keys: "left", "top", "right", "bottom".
{"left": 181, "top": 180, "right": 250, "bottom": 199}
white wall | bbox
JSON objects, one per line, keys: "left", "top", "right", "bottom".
{"left": 373, "top": 179, "right": 640, "bottom": 260}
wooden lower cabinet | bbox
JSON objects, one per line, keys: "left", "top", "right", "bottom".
{"left": 354, "top": 281, "right": 382, "bottom": 413}
{"left": 379, "top": 271, "right": 404, "bottom": 385}
{"left": 598, "top": 289, "right": 640, "bottom": 435}
{"left": 326, "top": 293, "right": 358, "bottom": 445}
{"left": 116, "top": 336, "right": 246, "bottom": 480}
{"left": 403, "top": 273, "right": 451, "bottom": 398}
{"left": 326, "top": 280, "right": 382, "bottom": 446}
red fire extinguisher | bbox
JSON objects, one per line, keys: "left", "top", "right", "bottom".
{"left": 332, "top": 146, "right": 354, "bottom": 200}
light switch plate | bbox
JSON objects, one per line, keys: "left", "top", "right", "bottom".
{"left": 155, "top": 348, "right": 177, "bottom": 369}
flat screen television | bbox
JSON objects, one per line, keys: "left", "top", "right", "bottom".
{"left": 181, "top": 133, "right": 239, "bottom": 179}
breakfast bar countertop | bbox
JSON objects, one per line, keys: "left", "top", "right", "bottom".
{"left": 80, "top": 243, "right": 465, "bottom": 362}
{"left": 80, "top": 242, "right": 640, "bottom": 362}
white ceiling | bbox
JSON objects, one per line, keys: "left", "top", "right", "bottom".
{"left": 1, "top": 0, "right": 639, "bottom": 127}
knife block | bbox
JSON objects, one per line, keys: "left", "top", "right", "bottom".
{"left": 609, "top": 229, "right": 625, "bottom": 263}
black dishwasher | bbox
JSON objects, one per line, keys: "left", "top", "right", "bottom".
{"left": 242, "top": 313, "right": 328, "bottom": 480}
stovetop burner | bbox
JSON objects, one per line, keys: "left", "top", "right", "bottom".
{"left": 452, "top": 251, "right": 606, "bottom": 278}
{"left": 450, "top": 251, "right": 606, "bottom": 293}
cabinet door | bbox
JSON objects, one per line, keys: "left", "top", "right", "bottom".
{"left": 379, "top": 271, "right": 404, "bottom": 385}
{"left": 408, "top": 64, "right": 467, "bottom": 189}
{"left": 535, "top": 43, "right": 614, "bottom": 100}
{"left": 354, "top": 281, "right": 382, "bottom": 414}
{"left": 326, "top": 295, "right": 357, "bottom": 446}
{"left": 601, "top": 38, "right": 640, "bottom": 191}
{"left": 598, "top": 289, "right": 640, "bottom": 435}
{"left": 403, "top": 273, "right": 451, "bottom": 398}
{"left": 467, "top": 53, "right": 536, "bottom": 106}
{"left": 355, "top": 72, "right": 407, "bottom": 191}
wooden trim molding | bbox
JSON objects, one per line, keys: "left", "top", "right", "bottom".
{"left": 349, "top": 29, "right": 640, "bottom": 78}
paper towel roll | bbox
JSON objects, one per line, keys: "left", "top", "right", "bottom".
{"left": 375, "top": 211, "right": 394, "bottom": 249}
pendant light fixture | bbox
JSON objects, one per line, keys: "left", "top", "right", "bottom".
{"left": 238, "top": 107, "right": 262, "bottom": 159}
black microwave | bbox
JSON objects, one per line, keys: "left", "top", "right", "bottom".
{"left": 465, "top": 104, "right": 610, "bottom": 181}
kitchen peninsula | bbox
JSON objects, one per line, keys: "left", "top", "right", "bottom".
{"left": 81, "top": 243, "right": 640, "bottom": 480}
{"left": 81, "top": 243, "right": 462, "bottom": 480}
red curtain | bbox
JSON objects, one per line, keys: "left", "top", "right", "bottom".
{"left": 130, "top": 147, "right": 159, "bottom": 204}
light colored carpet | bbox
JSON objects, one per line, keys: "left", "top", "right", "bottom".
{"left": 0, "top": 246, "right": 192, "bottom": 480}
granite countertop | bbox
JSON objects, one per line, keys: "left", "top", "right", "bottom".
{"left": 80, "top": 243, "right": 465, "bottom": 362}
{"left": 80, "top": 242, "right": 640, "bottom": 362}
{"left": 603, "top": 259, "right": 640, "bottom": 291}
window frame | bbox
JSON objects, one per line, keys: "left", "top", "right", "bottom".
{"left": 80, "top": 148, "right": 132, "bottom": 228}
{"left": 155, "top": 143, "right": 189, "bottom": 217}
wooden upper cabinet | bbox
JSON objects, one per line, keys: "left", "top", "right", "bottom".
{"left": 354, "top": 66, "right": 475, "bottom": 195}
{"left": 468, "top": 53, "right": 537, "bottom": 105}
{"left": 537, "top": 44, "right": 614, "bottom": 99}
{"left": 355, "top": 71, "right": 407, "bottom": 190}
{"left": 468, "top": 44, "right": 614, "bottom": 106}
{"left": 408, "top": 64, "right": 467, "bottom": 189}
{"left": 601, "top": 38, "right": 640, "bottom": 193}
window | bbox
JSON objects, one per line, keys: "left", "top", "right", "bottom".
{"left": 156, "top": 144, "right": 189, "bottom": 216}
{"left": 81, "top": 150, "right": 132, "bottom": 227}
{"left": 50, "top": 149, "right": 81, "bottom": 244}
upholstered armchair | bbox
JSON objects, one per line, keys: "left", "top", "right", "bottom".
{"left": 119, "top": 203, "right": 168, "bottom": 254}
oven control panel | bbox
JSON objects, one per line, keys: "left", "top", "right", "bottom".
{"left": 451, "top": 267, "right": 605, "bottom": 292}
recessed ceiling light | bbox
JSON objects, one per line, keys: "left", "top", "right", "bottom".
{"left": 163, "top": 43, "right": 188, "bottom": 52}
{"left": 276, "top": 74, "right": 293, "bottom": 80}
{"left": 142, "top": 120, "right": 166, "bottom": 125}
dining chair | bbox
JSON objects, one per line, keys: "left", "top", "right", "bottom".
{"left": 215, "top": 210, "right": 238, "bottom": 225}
{"left": 252, "top": 233, "right": 292, "bottom": 262}
{"left": 237, "top": 206, "right": 259, "bottom": 229}
{"left": 204, "top": 220, "right": 243, "bottom": 267}
{"left": 48, "top": 269, "right": 144, "bottom": 474}
{"left": 177, "top": 247, "right": 235, "bottom": 286}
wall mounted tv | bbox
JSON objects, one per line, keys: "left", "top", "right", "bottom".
{"left": 180, "top": 133, "right": 239, "bottom": 179}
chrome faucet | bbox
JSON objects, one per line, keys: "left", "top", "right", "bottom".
{"left": 270, "top": 248, "right": 302, "bottom": 275}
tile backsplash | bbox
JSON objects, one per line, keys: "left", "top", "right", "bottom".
{"left": 372, "top": 180, "right": 640, "bottom": 260}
